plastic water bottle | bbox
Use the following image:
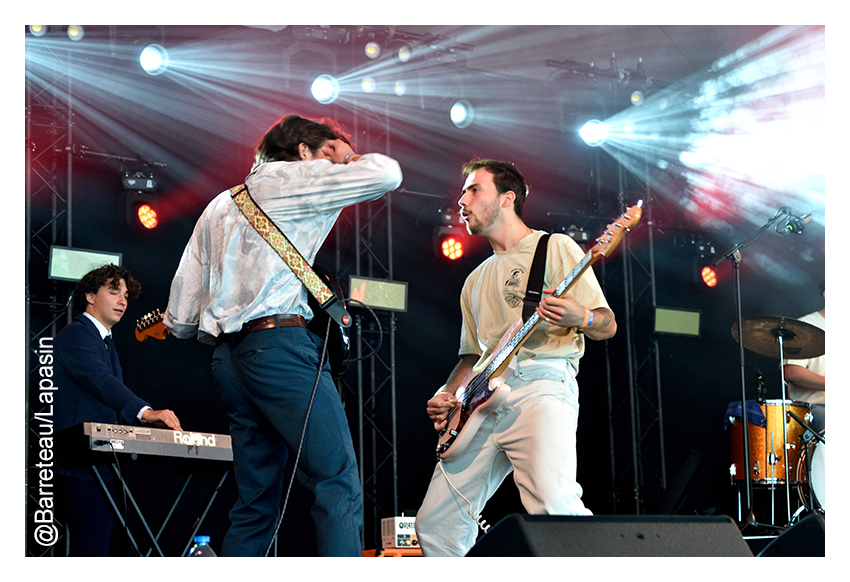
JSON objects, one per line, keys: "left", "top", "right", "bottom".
{"left": 187, "top": 535, "right": 217, "bottom": 557}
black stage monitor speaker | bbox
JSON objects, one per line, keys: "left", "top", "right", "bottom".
{"left": 466, "top": 514, "right": 753, "bottom": 557}
{"left": 757, "top": 513, "right": 825, "bottom": 557}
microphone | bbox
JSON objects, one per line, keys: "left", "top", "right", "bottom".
{"left": 755, "top": 366, "right": 766, "bottom": 404}
{"left": 781, "top": 212, "right": 812, "bottom": 234}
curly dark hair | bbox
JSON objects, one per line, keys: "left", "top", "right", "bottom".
{"left": 461, "top": 158, "right": 530, "bottom": 218}
{"left": 254, "top": 114, "right": 352, "bottom": 166}
{"left": 72, "top": 264, "right": 141, "bottom": 313}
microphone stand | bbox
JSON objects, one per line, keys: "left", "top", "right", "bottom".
{"left": 714, "top": 207, "right": 789, "bottom": 533}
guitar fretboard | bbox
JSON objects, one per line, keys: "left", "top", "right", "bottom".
{"left": 484, "top": 250, "right": 594, "bottom": 379}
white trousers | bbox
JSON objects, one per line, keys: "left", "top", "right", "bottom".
{"left": 415, "top": 358, "right": 592, "bottom": 557}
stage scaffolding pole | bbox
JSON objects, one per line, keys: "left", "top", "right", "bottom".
{"left": 332, "top": 99, "right": 398, "bottom": 550}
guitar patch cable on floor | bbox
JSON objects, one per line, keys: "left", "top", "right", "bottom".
{"left": 437, "top": 458, "right": 490, "bottom": 534}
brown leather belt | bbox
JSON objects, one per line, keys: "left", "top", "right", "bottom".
{"left": 241, "top": 314, "right": 307, "bottom": 334}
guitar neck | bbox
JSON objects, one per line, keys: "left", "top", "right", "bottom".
{"left": 484, "top": 250, "right": 595, "bottom": 379}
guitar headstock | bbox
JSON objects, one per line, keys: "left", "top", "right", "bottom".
{"left": 135, "top": 309, "right": 168, "bottom": 342}
{"left": 590, "top": 202, "right": 643, "bottom": 259}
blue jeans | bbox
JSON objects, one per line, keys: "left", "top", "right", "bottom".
{"left": 212, "top": 326, "right": 363, "bottom": 556}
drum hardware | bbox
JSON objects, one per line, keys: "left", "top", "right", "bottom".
{"left": 731, "top": 317, "right": 823, "bottom": 528}
{"left": 787, "top": 410, "right": 825, "bottom": 518}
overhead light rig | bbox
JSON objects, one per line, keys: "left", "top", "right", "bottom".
{"left": 285, "top": 25, "right": 475, "bottom": 65}
{"left": 546, "top": 54, "right": 671, "bottom": 108}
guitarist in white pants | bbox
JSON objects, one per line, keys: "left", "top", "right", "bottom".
{"left": 415, "top": 159, "right": 617, "bottom": 557}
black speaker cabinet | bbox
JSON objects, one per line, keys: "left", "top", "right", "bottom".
{"left": 465, "top": 514, "right": 753, "bottom": 557}
{"left": 757, "top": 513, "right": 825, "bottom": 557}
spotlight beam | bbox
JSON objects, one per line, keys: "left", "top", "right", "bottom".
{"left": 579, "top": 25, "right": 824, "bottom": 234}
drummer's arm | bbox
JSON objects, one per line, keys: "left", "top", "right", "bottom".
{"left": 783, "top": 364, "right": 825, "bottom": 392}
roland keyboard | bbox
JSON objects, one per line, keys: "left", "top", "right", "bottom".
{"left": 63, "top": 422, "right": 233, "bottom": 462}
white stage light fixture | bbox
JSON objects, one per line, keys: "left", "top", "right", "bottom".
{"left": 364, "top": 41, "right": 382, "bottom": 59}
{"left": 579, "top": 120, "right": 609, "bottom": 147}
{"left": 311, "top": 75, "right": 339, "bottom": 104}
{"left": 630, "top": 90, "right": 645, "bottom": 106}
{"left": 29, "top": 25, "right": 48, "bottom": 37}
{"left": 139, "top": 44, "right": 169, "bottom": 76}
{"left": 450, "top": 100, "right": 474, "bottom": 128}
{"left": 394, "top": 80, "right": 406, "bottom": 97}
{"left": 361, "top": 77, "right": 376, "bottom": 93}
{"left": 67, "top": 25, "right": 85, "bottom": 42}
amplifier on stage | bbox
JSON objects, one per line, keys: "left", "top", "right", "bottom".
{"left": 381, "top": 516, "right": 418, "bottom": 549}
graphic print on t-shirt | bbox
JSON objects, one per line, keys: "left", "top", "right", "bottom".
{"left": 503, "top": 267, "right": 526, "bottom": 308}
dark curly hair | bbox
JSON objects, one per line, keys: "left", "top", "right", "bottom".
{"left": 254, "top": 114, "right": 352, "bottom": 166}
{"left": 72, "top": 264, "right": 141, "bottom": 313}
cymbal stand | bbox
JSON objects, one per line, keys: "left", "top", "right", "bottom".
{"left": 775, "top": 330, "right": 793, "bottom": 525}
{"left": 715, "top": 207, "right": 789, "bottom": 532}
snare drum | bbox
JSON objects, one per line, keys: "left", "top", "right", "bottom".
{"left": 730, "top": 399, "right": 811, "bottom": 484}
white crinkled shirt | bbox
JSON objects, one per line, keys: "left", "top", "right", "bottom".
{"left": 164, "top": 153, "right": 402, "bottom": 343}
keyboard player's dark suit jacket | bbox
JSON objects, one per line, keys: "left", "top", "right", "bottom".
{"left": 53, "top": 314, "right": 151, "bottom": 480}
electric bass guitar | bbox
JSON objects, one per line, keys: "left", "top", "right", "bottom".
{"left": 134, "top": 267, "right": 351, "bottom": 379}
{"left": 436, "top": 202, "right": 643, "bottom": 461}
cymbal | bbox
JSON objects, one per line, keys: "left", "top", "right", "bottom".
{"left": 731, "top": 316, "right": 825, "bottom": 359}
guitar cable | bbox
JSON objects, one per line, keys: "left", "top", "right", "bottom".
{"left": 437, "top": 458, "right": 491, "bottom": 535}
{"left": 263, "top": 297, "right": 382, "bottom": 556}
{"left": 263, "top": 318, "right": 328, "bottom": 557}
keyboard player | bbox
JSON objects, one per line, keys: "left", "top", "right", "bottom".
{"left": 53, "top": 265, "right": 182, "bottom": 556}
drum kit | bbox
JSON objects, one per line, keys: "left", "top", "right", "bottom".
{"left": 729, "top": 315, "right": 825, "bottom": 529}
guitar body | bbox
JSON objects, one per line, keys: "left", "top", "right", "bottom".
{"left": 307, "top": 264, "right": 351, "bottom": 379}
{"left": 437, "top": 317, "right": 523, "bottom": 461}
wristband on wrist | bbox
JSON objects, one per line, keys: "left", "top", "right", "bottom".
{"left": 578, "top": 308, "right": 593, "bottom": 331}
{"left": 343, "top": 153, "right": 355, "bottom": 164}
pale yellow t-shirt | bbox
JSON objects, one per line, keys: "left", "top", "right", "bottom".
{"left": 785, "top": 310, "right": 825, "bottom": 405}
{"left": 458, "top": 230, "right": 610, "bottom": 373}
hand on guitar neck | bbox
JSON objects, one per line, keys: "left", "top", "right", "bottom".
{"left": 536, "top": 290, "right": 617, "bottom": 341}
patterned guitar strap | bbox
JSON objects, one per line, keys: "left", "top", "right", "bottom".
{"left": 229, "top": 184, "right": 351, "bottom": 328}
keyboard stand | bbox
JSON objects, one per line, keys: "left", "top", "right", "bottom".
{"left": 91, "top": 462, "right": 230, "bottom": 557}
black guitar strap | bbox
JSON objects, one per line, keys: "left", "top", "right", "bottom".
{"left": 522, "top": 233, "right": 550, "bottom": 322}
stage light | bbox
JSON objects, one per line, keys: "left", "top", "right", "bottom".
{"left": 397, "top": 44, "right": 412, "bottom": 63}
{"left": 364, "top": 41, "right": 382, "bottom": 59}
{"left": 67, "top": 25, "right": 84, "bottom": 42}
{"left": 394, "top": 80, "right": 406, "bottom": 97}
{"left": 29, "top": 25, "right": 48, "bottom": 37}
{"left": 450, "top": 100, "right": 474, "bottom": 128}
{"left": 125, "top": 193, "right": 160, "bottom": 230}
{"left": 311, "top": 74, "right": 339, "bottom": 104}
{"left": 136, "top": 204, "right": 159, "bottom": 229}
{"left": 579, "top": 120, "right": 608, "bottom": 147}
{"left": 123, "top": 171, "right": 160, "bottom": 230}
{"left": 361, "top": 77, "right": 376, "bottom": 93}
{"left": 700, "top": 265, "right": 718, "bottom": 287}
{"left": 434, "top": 225, "right": 468, "bottom": 261}
{"left": 630, "top": 90, "right": 645, "bottom": 106}
{"left": 139, "top": 43, "right": 169, "bottom": 76}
